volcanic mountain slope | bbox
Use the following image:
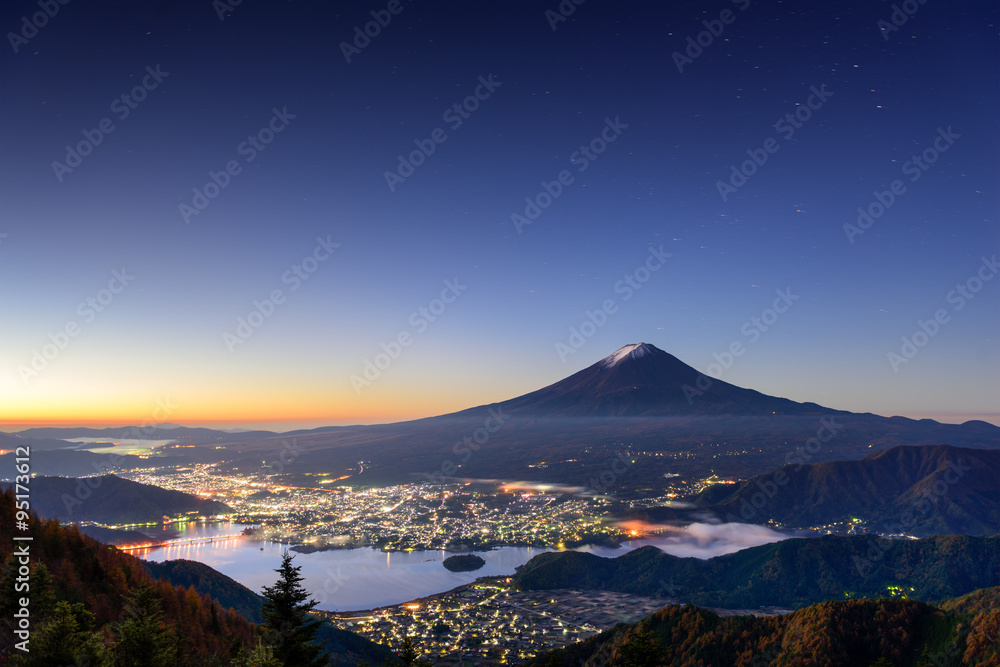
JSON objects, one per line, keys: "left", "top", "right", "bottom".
{"left": 453, "top": 342, "right": 838, "bottom": 418}
{"left": 133, "top": 344, "right": 1000, "bottom": 487}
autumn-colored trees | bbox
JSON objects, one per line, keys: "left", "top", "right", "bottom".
{"left": 530, "top": 596, "right": 1000, "bottom": 667}
{"left": 0, "top": 487, "right": 255, "bottom": 664}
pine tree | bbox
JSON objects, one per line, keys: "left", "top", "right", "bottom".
{"left": 27, "top": 562, "right": 57, "bottom": 621}
{"left": 234, "top": 633, "right": 283, "bottom": 667}
{"left": 10, "top": 601, "right": 103, "bottom": 666}
{"left": 106, "top": 583, "right": 176, "bottom": 667}
{"left": 398, "top": 635, "right": 431, "bottom": 666}
{"left": 260, "top": 551, "right": 328, "bottom": 667}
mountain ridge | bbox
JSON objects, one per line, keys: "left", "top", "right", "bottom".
{"left": 528, "top": 593, "right": 1000, "bottom": 666}
{"left": 2, "top": 475, "right": 234, "bottom": 525}
{"left": 511, "top": 533, "right": 1000, "bottom": 609}
{"left": 630, "top": 443, "right": 1000, "bottom": 537}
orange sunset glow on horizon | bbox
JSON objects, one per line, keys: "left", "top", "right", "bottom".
{"left": 1, "top": 383, "right": 510, "bottom": 432}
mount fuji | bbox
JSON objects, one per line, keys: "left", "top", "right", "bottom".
{"left": 213, "top": 342, "right": 995, "bottom": 486}
{"left": 470, "top": 343, "right": 835, "bottom": 418}
{"left": 12, "top": 343, "right": 998, "bottom": 487}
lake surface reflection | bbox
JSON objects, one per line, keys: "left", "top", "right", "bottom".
{"left": 136, "top": 521, "right": 790, "bottom": 611}
{"left": 135, "top": 522, "right": 646, "bottom": 611}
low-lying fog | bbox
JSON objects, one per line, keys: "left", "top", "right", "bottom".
{"left": 638, "top": 522, "right": 791, "bottom": 559}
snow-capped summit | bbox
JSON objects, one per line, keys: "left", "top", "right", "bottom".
{"left": 600, "top": 343, "right": 656, "bottom": 368}
{"left": 465, "top": 342, "right": 832, "bottom": 418}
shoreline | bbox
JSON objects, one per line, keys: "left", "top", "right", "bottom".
{"left": 286, "top": 534, "right": 625, "bottom": 555}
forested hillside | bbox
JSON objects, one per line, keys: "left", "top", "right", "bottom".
{"left": 530, "top": 594, "right": 1000, "bottom": 666}
{"left": 0, "top": 487, "right": 393, "bottom": 665}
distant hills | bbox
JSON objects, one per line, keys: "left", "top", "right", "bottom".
{"left": 512, "top": 534, "right": 1000, "bottom": 610}
{"left": 3, "top": 475, "right": 234, "bottom": 525}
{"left": 0, "top": 448, "right": 164, "bottom": 480}
{"left": 12, "top": 424, "right": 276, "bottom": 441}
{"left": 0, "top": 430, "right": 79, "bottom": 451}
{"left": 529, "top": 592, "right": 1000, "bottom": 667}
{"left": 144, "top": 559, "right": 264, "bottom": 623}
{"left": 632, "top": 444, "right": 1000, "bottom": 537}
{"left": 78, "top": 524, "right": 158, "bottom": 546}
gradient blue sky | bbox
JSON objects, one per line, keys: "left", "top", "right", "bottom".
{"left": 1, "top": 0, "right": 997, "bottom": 429}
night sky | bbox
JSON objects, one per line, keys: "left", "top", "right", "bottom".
{"left": 2, "top": 0, "right": 997, "bottom": 429}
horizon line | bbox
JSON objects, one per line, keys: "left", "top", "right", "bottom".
{"left": 3, "top": 410, "right": 999, "bottom": 433}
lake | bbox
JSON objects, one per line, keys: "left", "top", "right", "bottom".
{"left": 136, "top": 521, "right": 790, "bottom": 611}
{"left": 136, "top": 522, "right": 645, "bottom": 611}
{"left": 66, "top": 438, "right": 175, "bottom": 456}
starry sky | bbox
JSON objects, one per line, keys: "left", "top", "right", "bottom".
{"left": 1, "top": 0, "right": 997, "bottom": 430}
